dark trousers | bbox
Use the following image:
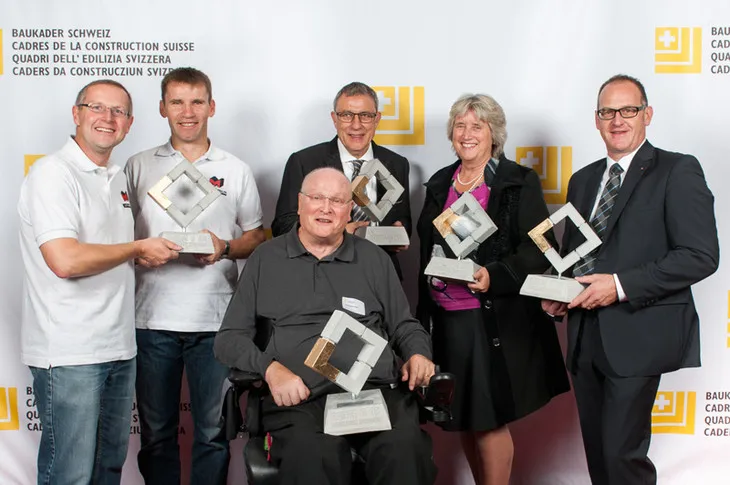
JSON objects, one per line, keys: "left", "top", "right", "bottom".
{"left": 572, "top": 314, "right": 661, "bottom": 485}
{"left": 262, "top": 386, "right": 436, "bottom": 485}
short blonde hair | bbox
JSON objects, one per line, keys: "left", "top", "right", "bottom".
{"left": 447, "top": 94, "right": 507, "bottom": 158}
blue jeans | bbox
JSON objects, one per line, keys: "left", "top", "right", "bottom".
{"left": 135, "top": 330, "right": 229, "bottom": 485}
{"left": 30, "top": 359, "right": 135, "bottom": 485}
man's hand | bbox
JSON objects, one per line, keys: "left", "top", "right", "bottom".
{"left": 568, "top": 274, "right": 618, "bottom": 310}
{"left": 265, "top": 361, "right": 310, "bottom": 407}
{"left": 346, "top": 221, "right": 370, "bottom": 235}
{"left": 384, "top": 220, "right": 409, "bottom": 253}
{"left": 541, "top": 299, "right": 568, "bottom": 317}
{"left": 194, "top": 230, "right": 226, "bottom": 265}
{"left": 135, "top": 238, "right": 180, "bottom": 267}
{"left": 467, "top": 266, "right": 490, "bottom": 293}
{"left": 401, "top": 354, "right": 436, "bottom": 391}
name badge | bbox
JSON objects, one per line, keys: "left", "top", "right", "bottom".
{"left": 342, "top": 297, "right": 365, "bottom": 316}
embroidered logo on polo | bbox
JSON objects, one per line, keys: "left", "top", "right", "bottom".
{"left": 655, "top": 27, "right": 702, "bottom": 74}
{"left": 373, "top": 86, "right": 425, "bottom": 146}
{"left": 0, "top": 387, "right": 19, "bottom": 431}
{"left": 120, "top": 191, "right": 131, "bottom": 208}
{"left": 209, "top": 176, "right": 227, "bottom": 196}
{"left": 516, "top": 146, "right": 572, "bottom": 204}
{"left": 651, "top": 390, "right": 696, "bottom": 435}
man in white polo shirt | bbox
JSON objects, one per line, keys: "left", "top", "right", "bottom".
{"left": 125, "top": 67, "right": 265, "bottom": 485}
{"left": 18, "top": 79, "right": 180, "bottom": 485}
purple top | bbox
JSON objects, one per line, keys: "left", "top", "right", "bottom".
{"left": 430, "top": 166, "right": 490, "bottom": 311}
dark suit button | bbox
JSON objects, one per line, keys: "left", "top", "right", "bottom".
{"left": 492, "top": 338, "right": 501, "bottom": 347}
{"left": 484, "top": 299, "right": 493, "bottom": 309}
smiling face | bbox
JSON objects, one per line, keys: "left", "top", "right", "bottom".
{"left": 595, "top": 80, "right": 653, "bottom": 160}
{"left": 451, "top": 110, "right": 493, "bottom": 166}
{"left": 331, "top": 94, "right": 381, "bottom": 159}
{"left": 160, "top": 81, "right": 215, "bottom": 147}
{"left": 72, "top": 83, "right": 133, "bottom": 165}
{"left": 297, "top": 169, "right": 353, "bottom": 246}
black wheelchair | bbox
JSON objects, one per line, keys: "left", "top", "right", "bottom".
{"left": 222, "top": 369, "right": 455, "bottom": 485}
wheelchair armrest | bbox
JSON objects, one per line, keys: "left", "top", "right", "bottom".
{"left": 228, "top": 368, "right": 264, "bottom": 390}
{"left": 221, "top": 369, "right": 265, "bottom": 441}
{"left": 417, "top": 372, "right": 455, "bottom": 425}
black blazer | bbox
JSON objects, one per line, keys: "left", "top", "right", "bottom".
{"left": 563, "top": 141, "right": 719, "bottom": 377}
{"left": 271, "top": 137, "right": 412, "bottom": 274}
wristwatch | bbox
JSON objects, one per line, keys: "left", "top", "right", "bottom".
{"left": 221, "top": 240, "right": 231, "bottom": 259}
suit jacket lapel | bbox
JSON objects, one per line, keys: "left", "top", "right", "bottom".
{"left": 602, "top": 142, "right": 655, "bottom": 241}
{"left": 579, "top": 161, "right": 606, "bottom": 220}
{"left": 326, "top": 137, "right": 343, "bottom": 169}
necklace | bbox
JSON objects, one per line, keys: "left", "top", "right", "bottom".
{"left": 456, "top": 160, "right": 488, "bottom": 186}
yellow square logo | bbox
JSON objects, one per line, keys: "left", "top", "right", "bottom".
{"left": 373, "top": 86, "right": 425, "bottom": 145}
{"left": 516, "top": 146, "right": 572, "bottom": 204}
{"left": 0, "top": 29, "right": 4, "bottom": 76}
{"left": 0, "top": 387, "right": 19, "bottom": 431}
{"left": 655, "top": 27, "right": 702, "bottom": 74}
{"left": 651, "top": 391, "right": 696, "bottom": 435}
{"left": 25, "top": 154, "right": 45, "bottom": 176}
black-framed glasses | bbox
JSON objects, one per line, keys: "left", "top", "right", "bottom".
{"left": 335, "top": 111, "right": 378, "bottom": 123}
{"left": 596, "top": 105, "right": 646, "bottom": 120}
{"left": 300, "top": 192, "right": 352, "bottom": 208}
{"left": 77, "top": 103, "right": 131, "bottom": 119}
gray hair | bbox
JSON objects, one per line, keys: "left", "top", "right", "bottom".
{"left": 333, "top": 82, "right": 379, "bottom": 111}
{"left": 75, "top": 79, "right": 133, "bottom": 116}
{"left": 447, "top": 94, "right": 507, "bottom": 158}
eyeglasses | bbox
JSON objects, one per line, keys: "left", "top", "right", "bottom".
{"left": 596, "top": 105, "right": 646, "bottom": 120}
{"left": 335, "top": 111, "right": 378, "bottom": 124}
{"left": 300, "top": 192, "right": 352, "bottom": 208}
{"left": 77, "top": 103, "right": 131, "bottom": 119}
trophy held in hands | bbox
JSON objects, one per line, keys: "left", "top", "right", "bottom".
{"left": 351, "top": 159, "right": 410, "bottom": 246}
{"left": 147, "top": 160, "right": 222, "bottom": 254}
{"left": 304, "top": 310, "right": 392, "bottom": 436}
{"left": 519, "top": 203, "right": 601, "bottom": 302}
{"left": 424, "top": 192, "right": 497, "bottom": 283}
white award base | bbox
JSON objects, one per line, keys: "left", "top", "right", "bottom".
{"left": 519, "top": 274, "right": 586, "bottom": 303}
{"left": 354, "top": 226, "right": 410, "bottom": 246}
{"left": 160, "top": 231, "right": 215, "bottom": 254}
{"left": 424, "top": 256, "right": 480, "bottom": 283}
{"left": 324, "top": 389, "right": 392, "bottom": 436}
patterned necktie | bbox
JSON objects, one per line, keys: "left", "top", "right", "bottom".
{"left": 350, "top": 160, "right": 370, "bottom": 222}
{"left": 572, "top": 162, "right": 624, "bottom": 276}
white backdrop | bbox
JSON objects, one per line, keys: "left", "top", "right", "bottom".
{"left": 2, "top": 1, "right": 729, "bottom": 484}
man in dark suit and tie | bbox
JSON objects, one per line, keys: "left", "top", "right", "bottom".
{"left": 272, "top": 82, "right": 411, "bottom": 276}
{"left": 542, "top": 74, "right": 719, "bottom": 485}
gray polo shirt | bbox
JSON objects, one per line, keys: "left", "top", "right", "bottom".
{"left": 215, "top": 227, "right": 432, "bottom": 388}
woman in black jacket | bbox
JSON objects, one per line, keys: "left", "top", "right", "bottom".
{"left": 416, "top": 94, "right": 570, "bottom": 485}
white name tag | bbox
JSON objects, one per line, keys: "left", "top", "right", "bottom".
{"left": 342, "top": 297, "right": 365, "bottom": 316}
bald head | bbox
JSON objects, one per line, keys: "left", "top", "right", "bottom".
{"left": 301, "top": 167, "right": 351, "bottom": 195}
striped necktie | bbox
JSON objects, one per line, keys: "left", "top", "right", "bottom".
{"left": 350, "top": 160, "right": 370, "bottom": 222}
{"left": 572, "top": 162, "right": 624, "bottom": 276}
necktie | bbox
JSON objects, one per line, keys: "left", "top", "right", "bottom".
{"left": 350, "top": 160, "right": 370, "bottom": 222}
{"left": 572, "top": 162, "right": 624, "bottom": 276}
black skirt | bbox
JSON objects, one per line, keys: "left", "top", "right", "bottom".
{"left": 432, "top": 307, "right": 502, "bottom": 432}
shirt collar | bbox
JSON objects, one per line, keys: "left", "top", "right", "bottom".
{"left": 62, "top": 136, "right": 120, "bottom": 176}
{"left": 607, "top": 139, "right": 646, "bottom": 174}
{"left": 285, "top": 224, "right": 355, "bottom": 262}
{"left": 337, "top": 138, "right": 374, "bottom": 163}
{"left": 154, "top": 139, "right": 224, "bottom": 163}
